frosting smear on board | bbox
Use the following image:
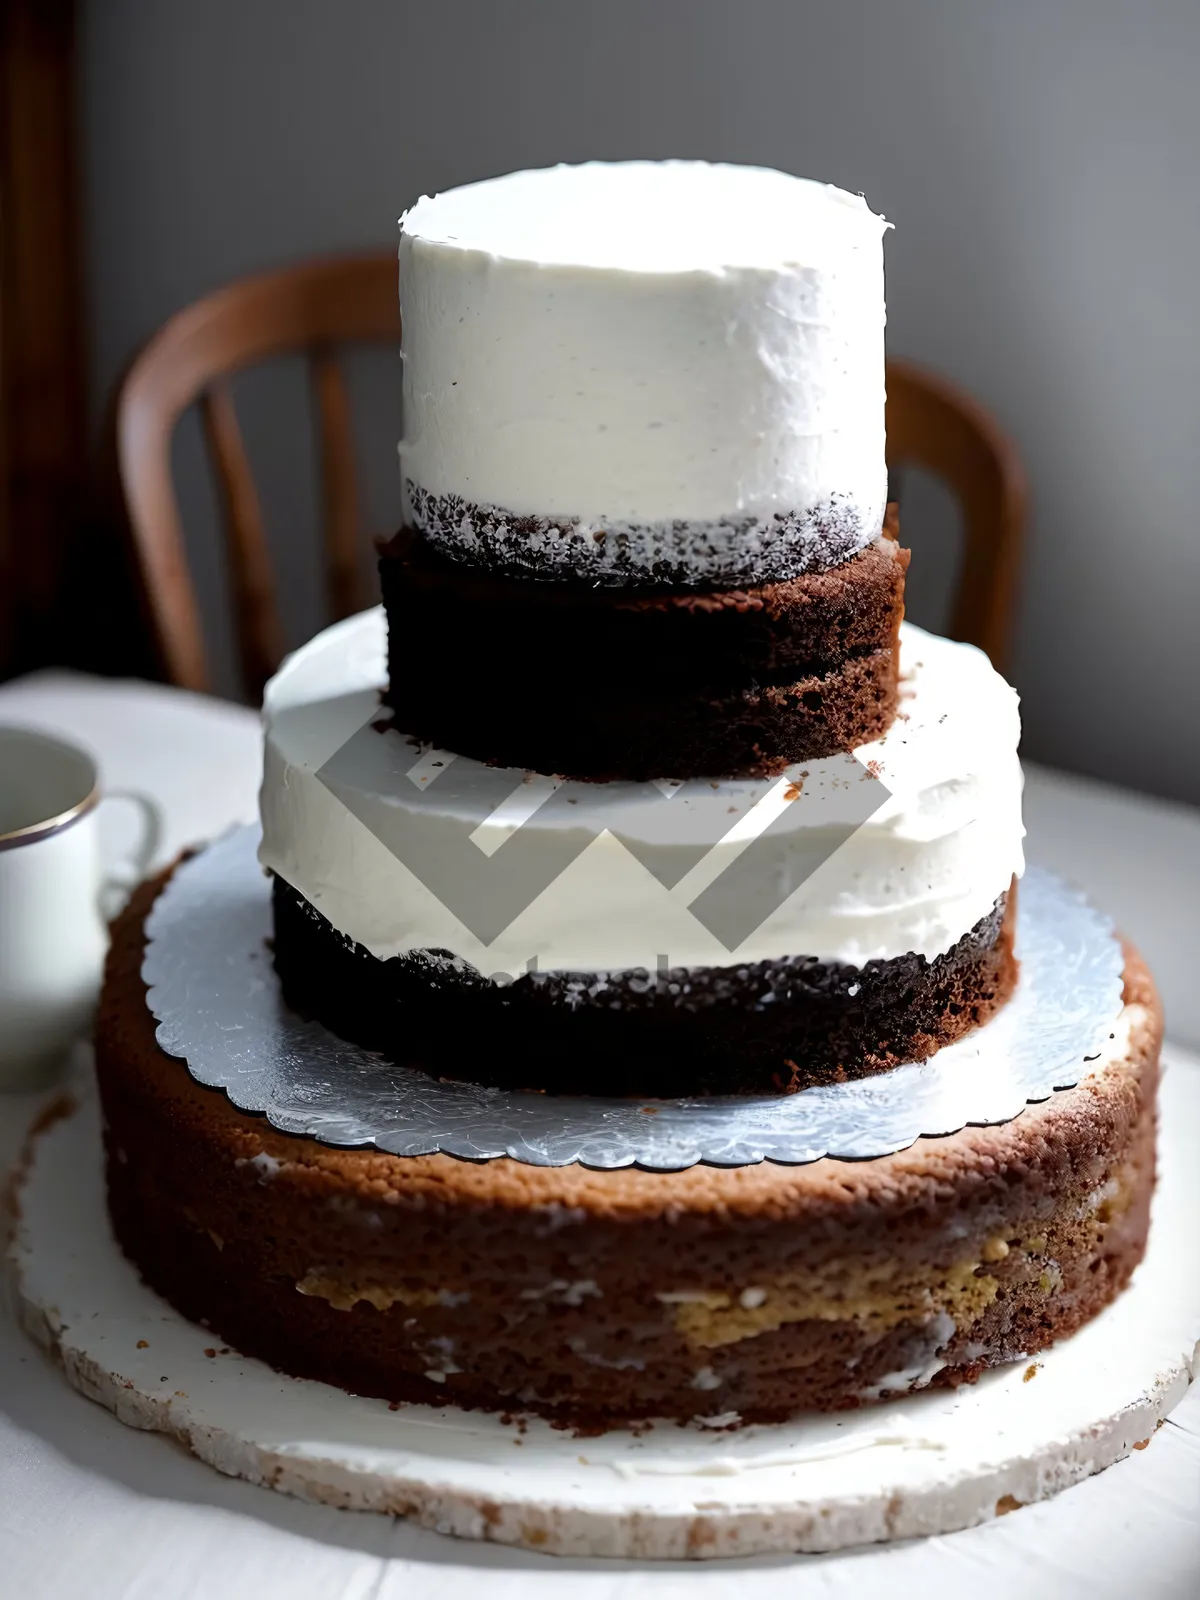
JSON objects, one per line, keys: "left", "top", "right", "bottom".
{"left": 398, "top": 161, "right": 890, "bottom": 585}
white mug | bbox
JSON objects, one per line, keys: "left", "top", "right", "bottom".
{"left": 0, "top": 726, "right": 162, "bottom": 1090}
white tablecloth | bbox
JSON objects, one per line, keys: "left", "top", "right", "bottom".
{"left": 2, "top": 670, "right": 1197, "bottom": 1598}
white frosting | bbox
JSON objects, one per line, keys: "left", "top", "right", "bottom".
{"left": 399, "top": 162, "right": 889, "bottom": 582}
{"left": 258, "top": 611, "right": 1024, "bottom": 975}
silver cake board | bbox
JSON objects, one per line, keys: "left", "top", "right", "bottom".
{"left": 9, "top": 1063, "right": 1199, "bottom": 1561}
{"left": 141, "top": 825, "right": 1126, "bottom": 1170}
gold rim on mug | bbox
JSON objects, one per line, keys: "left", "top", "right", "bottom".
{"left": 0, "top": 789, "right": 100, "bottom": 853}
{"left": 0, "top": 729, "right": 101, "bottom": 853}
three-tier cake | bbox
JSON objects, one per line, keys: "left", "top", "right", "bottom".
{"left": 96, "top": 162, "right": 1160, "bottom": 1427}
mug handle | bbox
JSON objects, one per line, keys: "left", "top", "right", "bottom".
{"left": 98, "top": 790, "right": 165, "bottom": 922}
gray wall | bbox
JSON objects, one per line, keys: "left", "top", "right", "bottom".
{"left": 82, "top": 0, "right": 1200, "bottom": 804}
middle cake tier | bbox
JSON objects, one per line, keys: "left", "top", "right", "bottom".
{"left": 260, "top": 611, "right": 1024, "bottom": 1096}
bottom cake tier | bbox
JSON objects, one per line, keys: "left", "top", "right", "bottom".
{"left": 96, "top": 871, "right": 1161, "bottom": 1428}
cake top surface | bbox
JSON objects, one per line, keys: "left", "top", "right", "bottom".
{"left": 400, "top": 160, "right": 887, "bottom": 274}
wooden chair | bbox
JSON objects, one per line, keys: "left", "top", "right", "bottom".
{"left": 117, "top": 252, "right": 1025, "bottom": 700}
{"left": 117, "top": 251, "right": 400, "bottom": 702}
{"left": 885, "top": 359, "right": 1026, "bottom": 672}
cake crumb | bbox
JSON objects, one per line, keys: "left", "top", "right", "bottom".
{"left": 136, "top": 1339, "right": 149, "bottom": 1349}
{"left": 1023, "top": 1362, "right": 1041, "bottom": 1382}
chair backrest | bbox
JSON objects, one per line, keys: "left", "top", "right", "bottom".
{"left": 885, "top": 358, "right": 1026, "bottom": 671}
{"left": 117, "top": 251, "right": 400, "bottom": 701}
{"left": 118, "top": 258, "right": 1025, "bottom": 700}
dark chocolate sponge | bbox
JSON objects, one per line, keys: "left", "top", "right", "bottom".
{"left": 379, "top": 509, "right": 908, "bottom": 781}
{"left": 270, "top": 873, "right": 1018, "bottom": 1097}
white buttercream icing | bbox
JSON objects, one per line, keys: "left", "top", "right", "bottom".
{"left": 258, "top": 610, "right": 1024, "bottom": 975}
{"left": 399, "top": 161, "right": 889, "bottom": 584}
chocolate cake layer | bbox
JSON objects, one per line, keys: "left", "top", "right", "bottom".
{"left": 270, "top": 873, "right": 1018, "bottom": 1097}
{"left": 383, "top": 645, "right": 899, "bottom": 782}
{"left": 97, "top": 870, "right": 1160, "bottom": 1427}
{"left": 379, "top": 510, "right": 907, "bottom": 781}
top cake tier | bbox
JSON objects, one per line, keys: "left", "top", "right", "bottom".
{"left": 399, "top": 161, "right": 890, "bottom": 588}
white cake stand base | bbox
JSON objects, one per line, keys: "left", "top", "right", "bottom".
{"left": 9, "top": 1067, "right": 1199, "bottom": 1562}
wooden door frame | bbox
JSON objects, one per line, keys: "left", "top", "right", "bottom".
{"left": 0, "top": 0, "right": 87, "bottom": 681}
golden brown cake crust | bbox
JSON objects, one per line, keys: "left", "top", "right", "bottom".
{"left": 96, "top": 872, "right": 1161, "bottom": 1426}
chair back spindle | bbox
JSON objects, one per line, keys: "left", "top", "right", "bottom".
{"left": 198, "top": 382, "right": 283, "bottom": 702}
{"left": 310, "top": 347, "right": 365, "bottom": 625}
